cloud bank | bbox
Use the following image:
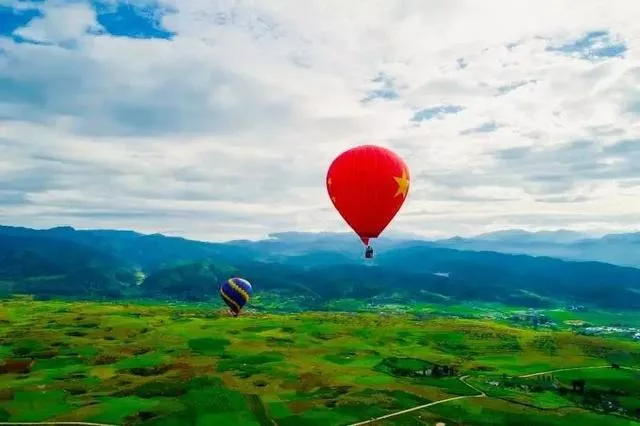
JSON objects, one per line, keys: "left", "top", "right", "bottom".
{"left": 1, "top": 0, "right": 639, "bottom": 241}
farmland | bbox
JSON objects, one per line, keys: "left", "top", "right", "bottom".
{"left": 1, "top": 298, "right": 639, "bottom": 425}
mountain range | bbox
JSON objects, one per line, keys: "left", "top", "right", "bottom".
{"left": 430, "top": 229, "right": 640, "bottom": 268}
{"left": 1, "top": 225, "right": 639, "bottom": 310}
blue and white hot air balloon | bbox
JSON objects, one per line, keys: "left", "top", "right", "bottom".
{"left": 219, "top": 277, "right": 253, "bottom": 316}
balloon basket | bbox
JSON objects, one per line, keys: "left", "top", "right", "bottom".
{"left": 364, "top": 245, "right": 374, "bottom": 259}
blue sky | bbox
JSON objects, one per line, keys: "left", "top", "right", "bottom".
{"left": 0, "top": 0, "right": 639, "bottom": 241}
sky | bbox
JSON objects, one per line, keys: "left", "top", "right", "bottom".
{"left": 1, "top": 0, "right": 640, "bottom": 242}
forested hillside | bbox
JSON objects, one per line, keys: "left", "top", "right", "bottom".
{"left": 1, "top": 225, "right": 639, "bottom": 309}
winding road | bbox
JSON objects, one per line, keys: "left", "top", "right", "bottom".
{"left": 343, "top": 364, "right": 640, "bottom": 426}
{"left": 346, "top": 375, "right": 486, "bottom": 426}
{"left": 519, "top": 365, "right": 611, "bottom": 378}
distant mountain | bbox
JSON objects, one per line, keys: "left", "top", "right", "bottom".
{"left": 0, "top": 225, "right": 259, "bottom": 270}
{"left": 0, "top": 232, "right": 135, "bottom": 298}
{"left": 1, "top": 225, "right": 640, "bottom": 310}
{"left": 472, "top": 229, "right": 589, "bottom": 244}
{"left": 430, "top": 229, "right": 640, "bottom": 268}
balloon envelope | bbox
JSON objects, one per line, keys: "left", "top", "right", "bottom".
{"left": 326, "top": 145, "right": 410, "bottom": 245}
{"left": 220, "top": 277, "right": 253, "bottom": 315}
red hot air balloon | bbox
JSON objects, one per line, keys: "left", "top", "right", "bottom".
{"left": 326, "top": 145, "right": 410, "bottom": 258}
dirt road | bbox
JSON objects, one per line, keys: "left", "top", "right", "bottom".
{"left": 345, "top": 375, "right": 486, "bottom": 426}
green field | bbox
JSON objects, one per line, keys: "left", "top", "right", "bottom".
{"left": 544, "top": 308, "right": 640, "bottom": 328}
{"left": 1, "top": 299, "right": 640, "bottom": 425}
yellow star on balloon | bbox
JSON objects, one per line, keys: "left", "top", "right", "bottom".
{"left": 393, "top": 169, "right": 410, "bottom": 198}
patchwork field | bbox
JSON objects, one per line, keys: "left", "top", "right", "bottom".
{"left": 1, "top": 299, "right": 639, "bottom": 425}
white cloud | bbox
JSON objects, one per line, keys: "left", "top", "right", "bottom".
{"left": 13, "top": 1, "right": 99, "bottom": 43}
{"left": 1, "top": 0, "right": 640, "bottom": 241}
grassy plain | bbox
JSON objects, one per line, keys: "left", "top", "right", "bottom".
{"left": 258, "top": 296, "right": 640, "bottom": 329}
{"left": 1, "top": 298, "right": 639, "bottom": 425}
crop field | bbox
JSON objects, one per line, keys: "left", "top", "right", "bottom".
{"left": 543, "top": 309, "right": 640, "bottom": 328}
{"left": 1, "top": 299, "right": 639, "bottom": 425}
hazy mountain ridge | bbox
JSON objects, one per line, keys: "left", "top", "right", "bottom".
{"left": 429, "top": 229, "right": 640, "bottom": 268}
{"left": 1, "top": 225, "right": 640, "bottom": 309}
{"left": 228, "top": 229, "right": 640, "bottom": 268}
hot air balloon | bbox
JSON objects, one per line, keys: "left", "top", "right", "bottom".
{"left": 219, "top": 277, "right": 253, "bottom": 316}
{"left": 326, "top": 144, "right": 410, "bottom": 259}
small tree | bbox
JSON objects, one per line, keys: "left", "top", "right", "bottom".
{"left": 572, "top": 379, "right": 586, "bottom": 393}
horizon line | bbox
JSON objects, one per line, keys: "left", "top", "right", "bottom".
{"left": 1, "top": 223, "right": 637, "bottom": 244}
